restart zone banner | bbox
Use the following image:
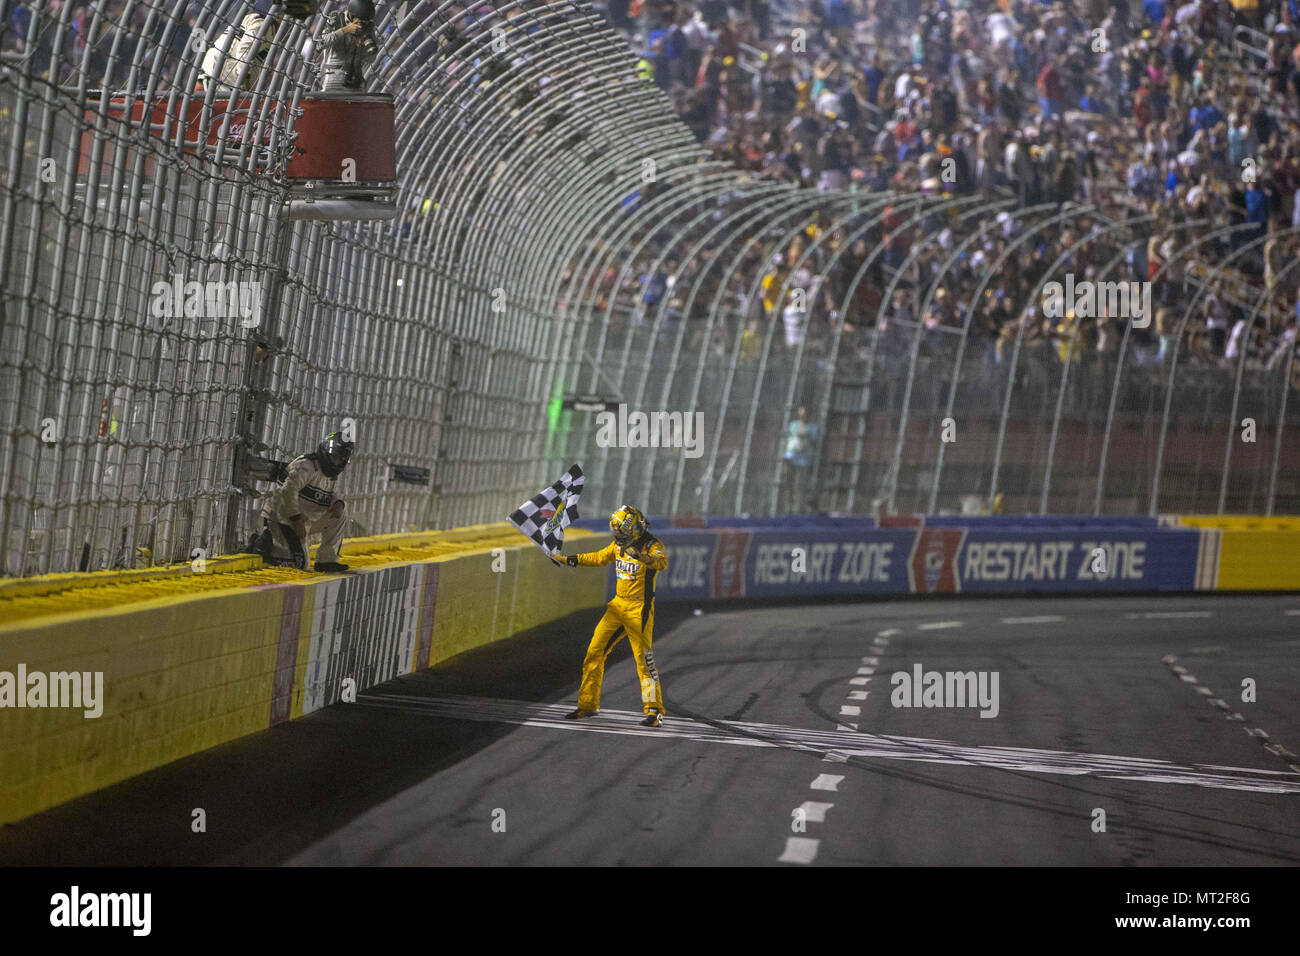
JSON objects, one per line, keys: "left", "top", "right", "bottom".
{"left": 603, "top": 520, "right": 1207, "bottom": 601}
{"left": 954, "top": 529, "right": 1200, "bottom": 593}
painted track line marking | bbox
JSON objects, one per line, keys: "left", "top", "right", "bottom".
{"left": 797, "top": 800, "right": 835, "bottom": 822}
{"left": 362, "top": 694, "right": 1300, "bottom": 793}
{"left": 847, "top": 690, "right": 869, "bottom": 700}
{"left": 1001, "top": 615, "right": 1065, "bottom": 624}
{"left": 849, "top": 677, "right": 871, "bottom": 686}
{"left": 810, "top": 774, "right": 844, "bottom": 792}
{"left": 1127, "top": 611, "right": 1213, "bottom": 619}
{"left": 917, "top": 620, "right": 963, "bottom": 630}
{"left": 778, "top": 837, "right": 820, "bottom": 864}
{"left": 1163, "top": 657, "right": 1300, "bottom": 773}
{"left": 839, "top": 704, "right": 861, "bottom": 716}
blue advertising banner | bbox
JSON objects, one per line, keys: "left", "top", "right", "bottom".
{"left": 956, "top": 529, "right": 1200, "bottom": 592}
{"left": 743, "top": 529, "right": 917, "bottom": 597}
{"left": 583, "top": 520, "right": 1205, "bottom": 603}
{"left": 650, "top": 531, "right": 718, "bottom": 601}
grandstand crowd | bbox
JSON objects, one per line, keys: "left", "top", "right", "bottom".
{"left": 593, "top": 0, "right": 1300, "bottom": 381}
{"left": 3, "top": 0, "right": 1298, "bottom": 382}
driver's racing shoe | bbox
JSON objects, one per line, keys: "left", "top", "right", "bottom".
{"left": 640, "top": 712, "right": 663, "bottom": 728}
{"left": 565, "top": 708, "right": 596, "bottom": 720}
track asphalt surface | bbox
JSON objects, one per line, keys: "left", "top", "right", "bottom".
{"left": 2, "top": 594, "right": 1298, "bottom": 865}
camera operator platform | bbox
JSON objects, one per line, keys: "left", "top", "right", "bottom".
{"left": 277, "top": 0, "right": 398, "bottom": 221}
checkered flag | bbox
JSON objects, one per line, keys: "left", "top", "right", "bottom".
{"left": 508, "top": 464, "right": 584, "bottom": 556}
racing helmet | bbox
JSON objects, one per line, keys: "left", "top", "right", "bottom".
{"left": 610, "top": 505, "right": 647, "bottom": 547}
{"left": 316, "top": 431, "right": 354, "bottom": 479}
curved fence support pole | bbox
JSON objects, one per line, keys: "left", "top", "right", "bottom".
{"left": 1039, "top": 235, "right": 1151, "bottom": 513}
{"left": 1266, "top": 325, "right": 1298, "bottom": 516}
{"left": 1094, "top": 218, "right": 1249, "bottom": 515}
{"left": 872, "top": 196, "right": 1012, "bottom": 512}
{"left": 799, "top": 194, "right": 932, "bottom": 512}
{"left": 668, "top": 188, "right": 823, "bottom": 515}
{"left": 975, "top": 205, "right": 1104, "bottom": 510}
{"left": 732, "top": 193, "right": 903, "bottom": 515}
{"left": 701, "top": 193, "right": 858, "bottom": 515}
{"left": 921, "top": 199, "right": 1049, "bottom": 513}
{"left": 1145, "top": 224, "right": 1300, "bottom": 515}
{"left": 1220, "top": 252, "right": 1300, "bottom": 513}
{"left": 782, "top": 193, "right": 924, "bottom": 513}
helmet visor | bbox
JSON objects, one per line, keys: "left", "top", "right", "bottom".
{"left": 612, "top": 511, "right": 640, "bottom": 544}
{"left": 322, "top": 438, "right": 352, "bottom": 473}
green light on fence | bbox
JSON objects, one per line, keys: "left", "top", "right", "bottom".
{"left": 547, "top": 396, "right": 563, "bottom": 433}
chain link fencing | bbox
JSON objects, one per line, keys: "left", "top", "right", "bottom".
{"left": 2, "top": 1, "right": 1297, "bottom": 577}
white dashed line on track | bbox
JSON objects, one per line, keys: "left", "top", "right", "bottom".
{"left": 797, "top": 800, "right": 835, "bottom": 822}
{"left": 847, "top": 690, "right": 869, "bottom": 700}
{"left": 916, "top": 620, "right": 963, "bottom": 630}
{"left": 1000, "top": 615, "right": 1065, "bottom": 624}
{"left": 849, "top": 676, "right": 871, "bottom": 685}
{"left": 839, "top": 705, "right": 861, "bottom": 716}
{"left": 778, "top": 837, "right": 820, "bottom": 864}
{"left": 1127, "top": 611, "right": 1213, "bottom": 619}
{"left": 810, "top": 774, "right": 844, "bottom": 792}
{"left": 1163, "top": 656, "right": 1300, "bottom": 773}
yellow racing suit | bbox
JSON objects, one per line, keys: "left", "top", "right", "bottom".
{"left": 574, "top": 535, "right": 668, "bottom": 716}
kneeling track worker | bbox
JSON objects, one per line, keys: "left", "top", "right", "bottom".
{"left": 255, "top": 431, "right": 354, "bottom": 573}
{"left": 552, "top": 505, "right": 668, "bottom": 727}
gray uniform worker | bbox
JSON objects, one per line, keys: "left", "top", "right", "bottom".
{"left": 200, "top": 13, "right": 275, "bottom": 92}
{"left": 257, "top": 432, "right": 354, "bottom": 573}
{"left": 319, "top": 0, "right": 380, "bottom": 91}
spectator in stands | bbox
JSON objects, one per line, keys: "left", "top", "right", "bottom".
{"left": 579, "top": 0, "right": 1300, "bottom": 381}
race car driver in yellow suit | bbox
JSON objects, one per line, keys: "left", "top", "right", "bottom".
{"left": 552, "top": 505, "right": 668, "bottom": 727}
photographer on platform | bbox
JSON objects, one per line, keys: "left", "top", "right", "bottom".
{"left": 318, "top": 0, "right": 380, "bottom": 91}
